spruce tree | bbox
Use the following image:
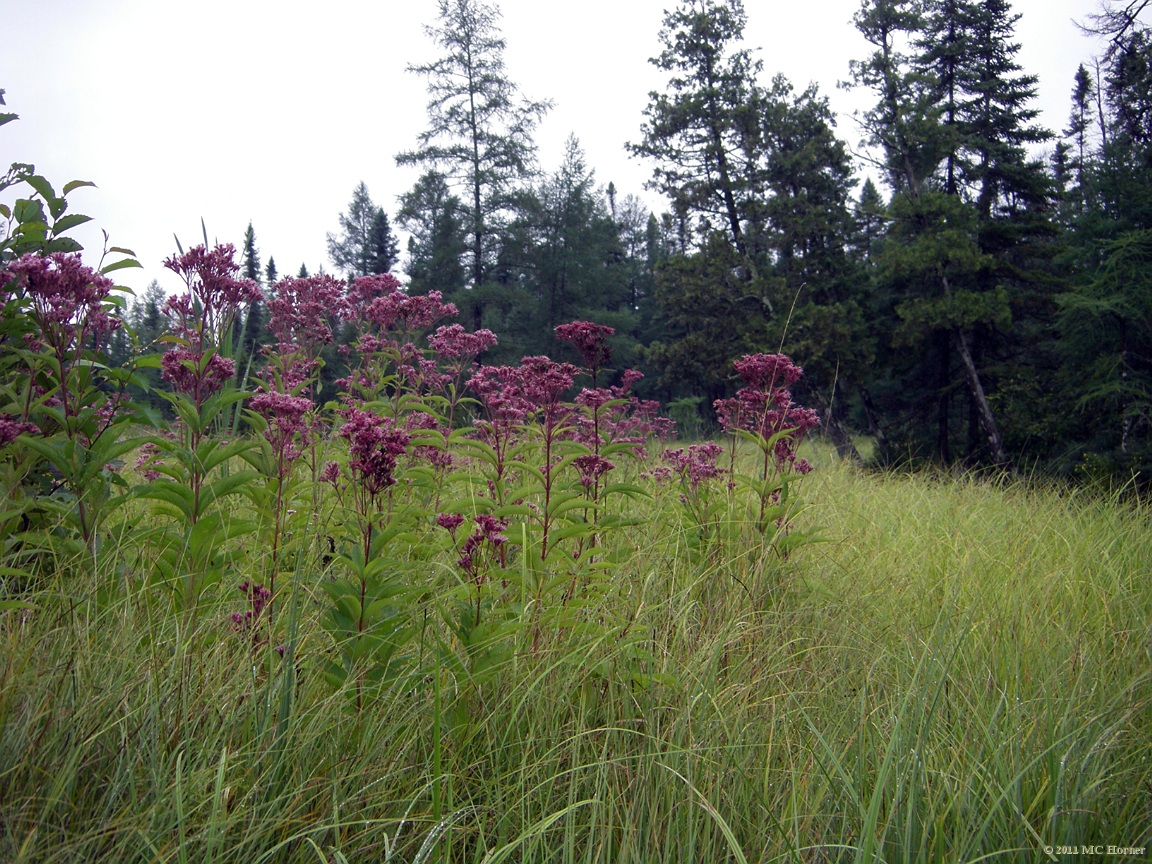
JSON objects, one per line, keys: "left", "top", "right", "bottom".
{"left": 368, "top": 208, "right": 399, "bottom": 275}
{"left": 398, "top": 170, "right": 468, "bottom": 297}
{"left": 327, "top": 182, "right": 395, "bottom": 278}
{"left": 239, "top": 221, "right": 265, "bottom": 357}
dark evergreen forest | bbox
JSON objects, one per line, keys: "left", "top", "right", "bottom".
{"left": 116, "top": 0, "right": 1152, "bottom": 483}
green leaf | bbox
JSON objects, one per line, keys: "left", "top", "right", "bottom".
{"left": 200, "top": 470, "right": 260, "bottom": 511}
{"left": 52, "top": 213, "right": 92, "bottom": 234}
{"left": 136, "top": 482, "right": 194, "bottom": 521}
{"left": 62, "top": 179, "right": 96, "bottom": 195}
{"left": 24, "top": 174, "right": 57, "bottom": 204}
{"left": 199, "top": 437, "right": 255, "bottom": 474}
{"left": 43, "top": 237, "right": 83, "bottom": 254}
{"left": 134, "top": 354, "right": 163, "bottom": 370}
{"left": 100, "top": 258, "right": 143, "bottom": 274}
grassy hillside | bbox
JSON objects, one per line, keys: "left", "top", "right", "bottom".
{"left": 1, "top": 450, "right": 1148, "bottom": 863}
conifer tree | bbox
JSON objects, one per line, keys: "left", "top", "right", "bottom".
{"left": 327, "top": 182, "right": 399, "bottom": 278}
{"left": 399, "top": 0, "right": 550, "bottom": 329}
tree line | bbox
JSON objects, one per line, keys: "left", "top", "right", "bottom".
{"left": 118, "top": 0, "right": 1152, "bottom": 483}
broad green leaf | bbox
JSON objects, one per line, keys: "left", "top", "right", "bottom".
{"left": 24, "top": 174, "right": 56, "bottom": 203}
{"left": 62, "top": 179, "right": 96, "bottom": 195}
{"left": 51, "top": 213, "right": 91, "bottom": 234}
{"left": 136, "top": 482, "right": 194, "bottom": 520}
{"left": 13, "top": 198, "right": 45, "bottom": 224}
{"left": 200, "top": 470, "right": 260, "bottom": 511}
{"left": 200, "top": 437, "right": 255, "bottom": 474}
{"left": 100, "top": 258, "right": 142, "bottom": 274}
{"left": 44, "top": 237, "right": 83, "bottom": 254}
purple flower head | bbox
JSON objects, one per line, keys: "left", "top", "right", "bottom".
{"left": 163, "top": 244, "right": 261, "bottom": 345}
{"left": 160, "top": 348, "right": 235, "bottom": 398}
{"left": 575, "top": 387, "right": 614, "bottom": 411}
{"left": 343, "top": 273, "right": 403, "bottom": 316}
{"left": 468, "top": 364, "right": 532, "bottom": 429}
{"left": 399, "top": 356, "right": 452, "bottom": 396}
{"left": 574, "top": 454, "right": 614, "bottom": 490}
{"left": 134, "top": 441, "right": 166, "bottom": 483}
{"left": 231, "top": 580, "right": 273, "bottom": 634}
{"left": 338, "top": 407, "right": 411, "bottom": 496}
{"left": 5, "top": 252, "right": 121, "bottom": 352}
{"left": 456, "top": 514, "right": 510, "bottom": 581}
{"left": 251, "top": 390, "right": 314, "bottom": 472}
{"left": 405, "top": 410, "right": 454, "bottom": 468}
{"left": 662, "top": 443, "right": 724, "bottom": 491}
{"left": 321, "top": 460, "right": 341, "bottom": 486}
{"left": 715, "top": 353, "right": 818, "bottom": 473}
{"left": 555, "top": 321, "right": 614, "bottom": 379}
{"left": 349, "top": 279, "right": 457, "bottom": 338}
{"left": 0, "top": 416, "right": 38, "bottom": 447}
{"left": 267, "top": 275, "right": 345, "bottom": 354}
{"left": 519, "top": 355, "right": 578, "bottom": 408}
{"left": 733, "top": 353, "right": 803, "bottom": 392}
{"left": 436, "top": 512, "right": 465, "bottom": 535}
{"left": 429, "top": 324, "right": 499, "bottom": 359}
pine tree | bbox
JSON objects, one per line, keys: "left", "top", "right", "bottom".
{"left": 265, "top": 256, "right": 278, "bottom": 287}
{"left": 398, "top": 0, "right": 550, "bottom": 328}
{"left": 628, "top": 0, "right": 761, "bottom": 272}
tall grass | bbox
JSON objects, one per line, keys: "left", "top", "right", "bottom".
{"left": 1, "top": 451, "right": 1149, "bottom": 862}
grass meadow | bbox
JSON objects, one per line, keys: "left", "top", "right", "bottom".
{"left": 1, "top": 444, "right": 1149, "bottom": 864}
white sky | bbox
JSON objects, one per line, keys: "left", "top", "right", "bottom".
{"left": 2, "top": 0, "right": 1102, "bottom": 297}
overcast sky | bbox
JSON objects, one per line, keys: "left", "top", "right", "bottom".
{"left": 2, "top": 0, "right": 1103, "bottom": 297}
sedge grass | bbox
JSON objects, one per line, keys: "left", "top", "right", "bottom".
{"left": 0, "top": 449, "right": 1149, "bottom": 862}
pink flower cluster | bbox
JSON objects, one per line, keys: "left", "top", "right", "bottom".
{"left": 161, "top": 244, "right": 260, "bottom": 400}
{"left": 4, "top": 253, "right": 120, "bottom": 349}
{"left": 429, "top": 324, "right": 499, "bottom": 360}
{"left": 338, "top": 408, "right": 411, "bottom": 496}
{"left": 519, "top": 356, "right": 580, "bottom": 410}
{"left": 344, "top": 274, "right": 457, "bottom": 339}
{"left": 573, "top": 369, "right": 669, "bottom": 456}
{"left": 456, "top": 514, "right": 509, "bottom": 582}
{"left": 251, "top": 390, "right": 314, "bottom": 472}
{"left": 574, "top": 454, "right": 614, "bottom": 490}
{"left": 714, "top": 353, "right": 818, "bottom": 474}
{"left": 468, "top": 364, "right": 534, "bottom": 434}
{"left": 436, "top": 512, "right": 466, "bottom": 535}
{"left": 661, "top": 442, "right": 724, "bottom": 491}
{"left": 555, "top": 321, "right": 614, "bottom": 381}
{"left": 0, "top": 416, "right": 38, "bottom": 447}
{"left": 230, "top": 580, "right": 272, "bottom": 632}
{"left": 267, "top": 274, "right": 345, "bottom": 354}
{"left": 163, "top": 244, "right": 261, "bottom": 344}
{"left": 134, "top": 441, "right": 166, "bottom": 482}
{"left": 160, "top": 350, "right": 235, "bottom": 397}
